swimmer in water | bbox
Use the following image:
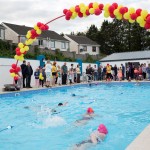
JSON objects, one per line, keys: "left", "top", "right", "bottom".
{"left": 74, "top": 107, "right": 95, "bottom": 126}
{"left": 73, "top": 124, "right": 108, "bottom": 150}
{"left": 72, "top": 94, "right": 87, "bottom": 98}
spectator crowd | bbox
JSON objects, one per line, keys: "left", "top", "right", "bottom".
{"left": 15, "top": 60, "right": 150, "bottom": 89}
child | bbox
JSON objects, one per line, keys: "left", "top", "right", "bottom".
{"left": 134, "top": 68, "right": 139, "bottom": 81}
{"left": 68, "top": 68, "right": 73, "bottom": 84}
{"left": 34, "top": 68, "right": 39, "bottom": 88}
{"left": 57, "top": 65, "right": 61, "bottom": 85}
{"left": 39, "top": 69, "right": 44, "bottom": 87}
{"left": 118, "top": 67, "right": 122, "bottom": 81}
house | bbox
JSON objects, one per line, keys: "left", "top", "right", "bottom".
{"left": 2, "top": 22, "right": 69, "bottom": 51}
{"left": 0, "top": 25, "right": 5, "bottom": 40}
{"left": 100, "top": 50, "right": 150, "bottom": 68}
{"left": 64, "top": 35, "right": 100, "bottom": 55}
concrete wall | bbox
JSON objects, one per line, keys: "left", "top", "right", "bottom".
{"left": 2, "top": 23, "right": 18, "bottom": 43}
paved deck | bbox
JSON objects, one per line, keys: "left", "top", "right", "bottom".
{"left": 126, "top": 125, "right": 150, "bottom": 150}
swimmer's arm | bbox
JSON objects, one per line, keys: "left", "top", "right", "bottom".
{"left": 90, "top": 133, "right": 98, "bottom": 144}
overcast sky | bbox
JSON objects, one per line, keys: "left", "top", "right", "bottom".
{"left": 0, "top": 0, "right": 150, "bottom": 34}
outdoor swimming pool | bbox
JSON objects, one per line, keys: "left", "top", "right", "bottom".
{"left": 0, "top": 82, "right": 150, "bottom": 150}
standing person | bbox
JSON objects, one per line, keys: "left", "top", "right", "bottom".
{"left": 102, "top": 66, "right": 106, "bottom": 80}
{"left": 61, "top": 62, "right": 68, "bottom": 85}
{"left": 126, "top": 66, "right": 130, "bottom": 80}
{"left": 34, "top": 68, "right": 39, "bottom": 88}
{"left": 142, "top": 63, "right": 147, "bottom": 79}
{"left": 21, "top": 60, "right": 27, "bottom": 88}
{"left": 114, "top": 64, "right": 118, "bottom": 81}
{"left": 88, "top": 64, "right": 93, "bottom": 81}
{"left": 57, "top": 65, "right": 62, "bottom": 85}
{"left": 42, "top": 64, "right": 46, "bottom": 86}
{"left": 146, "top": 64, "right": 150, "bottom": 80}
{"left": 73, "top": 68, "right": 77, "bottom": 83}
{"left": 118, "top": 67, "right": 122, "bottom": 81}
{"left": 45, "top": 60, "right": 52, "bottom": 87}
{"left": 39, "top": 69, "right": 44, "bottom": 87}
{"left": 70, "top": 64, "right": 74, "bottom": 83}
{"left": 98, "top": 65, "right": 102, "bottom": 81}
{"left": 93, "top": 65, "right": 98, "bottom": 81}
{"left": 26, "top": 62, "right": 33, "bottom": 88}
{"left": 76, "top": 65, "right": 81, "bottom": 83}
{"left": 51, "top": 62, "right": 57, "bottom": 86}
{"left": 106, "top": 64, "right": 111, "bottom": 81}
{"left": 121, "top": 64, "right": 125, "bottom": 80}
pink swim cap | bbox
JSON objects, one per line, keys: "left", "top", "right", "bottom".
{"left": 98, "top": 124, "right": 108, "bottom": 135}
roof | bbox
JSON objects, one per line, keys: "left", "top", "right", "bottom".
{"left": 100, "top": 50, "right": 150, "bottom": 62}
{"left": 2, "top": 22, "right": 69, "bottom": 42}
{"left": 0, "top": 24, "right": 5, "bottom": 29}
{"left": 66, "top": 35, "right": 99, "bottom": 45}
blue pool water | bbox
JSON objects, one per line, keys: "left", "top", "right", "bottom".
{"left": 0, "top": 83, "right": 150, "bottom": 150}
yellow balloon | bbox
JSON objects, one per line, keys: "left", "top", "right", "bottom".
{"left": 10, "top": 73, "right": 15, "bottom": 77}
{"left": 93, "top": 2, "right": 99, "bottom": 9}
{"left": 18, "top": 43, "right": 24, "bottom": 48}
{"left": 24, "top": 46, "right": 29, "bottom": 51}
{"left": 114, "top": 9, "right": 120, "bottom": 16}
{"left": 104, "top": 4, "right": 110, "bottom": 11}
{"left": 118, "top": 5, "right": 123, "bottom": 9}
{"left": 89, "top": 8, "right": 94, "bottom": 14}
{"left": 104, "top": 12, "right": 110, "bottom": 18}
{"left": 86, "top": 6, "right": 89, "bottom": 10}
{"left": 14, "top": 55, "right": 19, "bottom": 60}
{"left": 26, "top": 34, "right": 31, "bottom": 39}
{"left": 124, "top": 13, "right": 130, "bottom": 20}
{"left": 80, "top": 7, "right": 86, "bottom": 13}
{"left": 141, "top": 10, "right": 148, "bottom": 18}
{"left": 70, "top": 7, "right": 75, "bottom": 13}
{"left": 116, "top": 14, "right": 122, "bottom": 20}
{"left": 34, "top": 25, "right": 39, "bottom": 30}
{"left": 140, "top": 21, "right": 146, "bottom": 27}
{"left": 129, "top": 19, "right": 135, "bottom": 23}
{"left": 83, "top": 13, "right": 87, "bottom": 17}
{"left": 25, "top": 40, "right": 30, "bottom": 45}
{"left": 129, "top": 8, "right": 135, "bottom": 14}
{"left": 79, "top": 3, "right": 85, "bottom": 8}
{"left": 36, "top": 29, "right": 42, "bottom": 35}
{"left": 20, "top": 48, "right": 25, "bottom": 53}
{"left": 72, "top": 12, "right": 77, "bottom": 18}
{"left": 136, "top": 16, "right": 144, "bottom": 23}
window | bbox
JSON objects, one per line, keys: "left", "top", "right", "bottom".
{"left": 92, "top": 46, "right": 96, "bottom": 52}
{"left": 61, "top": 42, "right": 66, "bottom": 49}
{"left": 38, "top": 39, "right": 43, "bottom": 46}
{"left": 83, "top": 46, "right": 87, "bottom": 51}
{"left": 51, "top": 41, "right": 55, "bottom": 48}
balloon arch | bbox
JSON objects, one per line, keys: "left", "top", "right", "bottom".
{"left": 10, "top": 2, "right": 150, "bottom": 81}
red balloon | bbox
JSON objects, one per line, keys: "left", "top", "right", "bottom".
{"left": 136, "top": 9, "right": 142, "bottom": 16}
{"left": 145, "top": 23, "right": 150, "bottom": 29}
{"left": 124, "top": 7, "right": 128, "bottom": 13}
{"left": 37, "top": 22, "right": 42, "bottom": 27}
{"left": 89, "top": 3, "right": 93, "bottom": 8}
{"left": 16, "top": 51, "right": 22, "bottom": 56}
{"left": 65, "top": 16, "right": 70, "bottom": 20}
{"left": 40, "top": 25, "right": 46, "bottom": 30}
{"left": 66, "top": 11, "right": 72, "bottom": 18}
{"left": 75, "top": 6, "right": 80, "bottom": 13}
{"left": 119, "top": 7, "right": 126, "bottom": 14}
{"left": 86, "top": 10, "right": 90, "bottom": 16}
{"left": 14, "top": 76, "right": 19, "bottom": 81}
{"left": 31, "top": 29, "right": 36, "bottom": 35}
{"left": 16, "top": 67, "right": 21, "bottom": 72}
{"left": 94, "top": 9, "right": 102, "bottom": 16}
{"left": 130, "top": 13, "right": 138, "bottom": 20}
{"left": 112, "top": 3, "right": 118, "bottom": 9}
{"left": 109, "top": 5, "right": 115, "bottom": 13}
{"left": 146, "top": 16, "right": 150, "bottom": 24}
{"left": 9, "top": 69, "right": 14, "bottom": 73}
{"left": 110, "top": 13, "right": 115, "bottom": 18}
{"left": 15, "top": 47, "right": 20, "bottom": 52}
{"left": 78, "top": 12, "right": 83, "bottom": 18}
{"left": 12, "top": 64, "right": 17, "bottom": 69}
{"left": 99, "top": 4, "right": 104, "bottom": 10}
{"left": 63, "top": 9, "right": 68, "bottom": 15}
{"left": 45, "top": 25, "right": 49, "bottom": 30}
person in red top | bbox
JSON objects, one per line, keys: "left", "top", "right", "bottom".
{"left": 134, "top": 67, "right": 139, "bottom": 80}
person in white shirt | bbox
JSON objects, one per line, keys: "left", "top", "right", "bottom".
{"left": 45, "top": 60, "right": 52, "bottom": 87}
